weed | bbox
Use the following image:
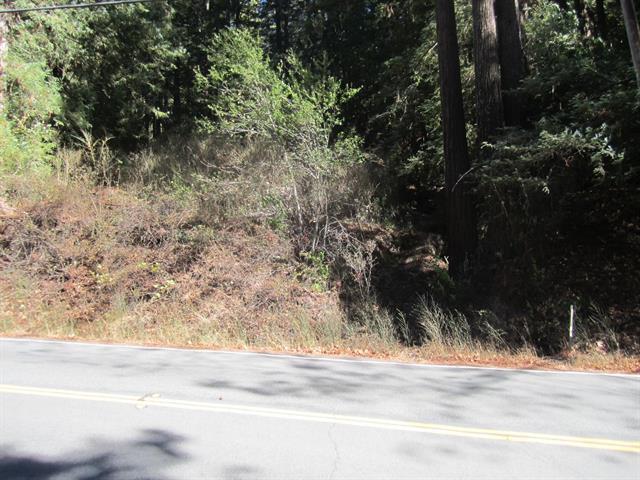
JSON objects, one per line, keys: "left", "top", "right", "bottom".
{"left": 74, "top": 131, "right": 121, "bottom": 187}
{"left": 574, "top": 304, "right": 624, "bottom": 354}
{"left": 415, "top": 296, "right": 471, "bottom": 348}
{"left": 151, "top": 279, "right": 177, "bottom": 301}
{"left": 92, "top": 264, "right": 114, "bottom": 287}
{"left": 298, "top": 250, "right": 330, "bottom": 292}
{"left": 1, "top": 152, "right": 637, "bottom": 373}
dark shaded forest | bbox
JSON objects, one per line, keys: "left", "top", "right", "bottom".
{"left": 1, "top": 0, "right": 639, "bottom": 364}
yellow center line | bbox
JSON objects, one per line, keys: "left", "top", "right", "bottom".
{"left": 1, "top": 384, "right": 638, "bottom": 454}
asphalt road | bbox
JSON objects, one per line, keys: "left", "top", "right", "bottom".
{"left": 0, "top": 338, "right": 638, "bottom": 479}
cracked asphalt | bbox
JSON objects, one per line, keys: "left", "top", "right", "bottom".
{"left": 1, "top": 338, "right": 639, "bottom": 479}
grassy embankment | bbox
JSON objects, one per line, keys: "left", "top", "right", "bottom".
{"left": 1, "top": 150, "right": 638, "bottom": 373}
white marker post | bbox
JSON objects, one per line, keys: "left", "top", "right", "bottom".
{"left": 569, "top": 305, "right": 575, "bottom": 347}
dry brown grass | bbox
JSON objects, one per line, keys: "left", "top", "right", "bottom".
{"left": 1, "top": 173, "right": 638, "bottom": 374}
{"left": 0, "top": 172, "right": 398, "bottom": 355}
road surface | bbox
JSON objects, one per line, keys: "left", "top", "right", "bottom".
{"left": 1, "top": 338, "right": 639, "bottom": 479}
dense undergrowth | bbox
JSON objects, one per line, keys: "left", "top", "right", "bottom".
{"left": 1, "top": 1, "right": 639, "bottom": 372}
{"left": 1, "top": 145, "right": 637, "bottom": 372}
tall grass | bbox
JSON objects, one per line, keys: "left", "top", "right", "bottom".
{"left": 415, "top": 296, "right": 472, "bottom": 348}
{"left": 1, "top": 143, "right": 637, "bottom": 372}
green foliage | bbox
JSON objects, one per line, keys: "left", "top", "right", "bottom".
{"left": 525, "top": 1, "right": 587, "bottom": 90}
{"left": 478, "top": 122, "right": 624, "bottom": 261}
{"left": 475, "top": 1, "right": 638, "bottom": 279}
{"left": 523, "top": 1, "right": 640, "bottom": 155}
{"left": 261, "top": 193, "right": 287, "bottom": 231}
{"left": 195, "top": 28, "right": 357, "bottom": 157}
{"left": 3, "top": 0, "right": 639, "bottom": 353}
{"left": 298, "top": 250, "right": 330, "bottom": 292}
{"left": 440, "top": 0, "right": 640, "bottom": 351}
{"left": 0, "top": 48, "right": 61, "bottom": 173}
{"left": 9, "top": 1, "right": 182, "bottom": 148}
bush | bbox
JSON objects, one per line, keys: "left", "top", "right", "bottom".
{"left": 472, "top": 122, "right": 639, "bottom": 352}
{"left": 478, "top": 122, "right": 622, "bottom": 256}
{"left": 458, "top": 0, "right": 640, "bottom": 354}
{"left": 0, "top": 49, "right": 61, "bottom": 173}
{"left": 194, "top": 29, "right": 356, "bottom": 150}
{"left": 192, "top": 28, "right": 382, "bottom": 313}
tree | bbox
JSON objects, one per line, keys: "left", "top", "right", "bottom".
{"left": 436, "top": 0, "right": 476, "bottom": 279}
{"left": 271, "top": 0, "right": 291, "bottom": 54}
{"left": 472, "top": 0, "right": 504, "bottom": 147}
{"left": 496, "top": 0, "right": 526, "bottom": 126}
{"left": 574, "top": 0, "right": 586, "bottom": 35}
{"left": 620, "top": 0, "right": 640, "bottom": 90}
{"left": 595, "top": 0, "right": 607, "bottom": 40}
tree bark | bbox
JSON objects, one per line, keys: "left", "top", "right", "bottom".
{"left": 283, "top": 0, "right": 290, "bottom": 51}
{"left": 620, "top": 0, "right": 640, "bottom": 90}
{"left": 234, "top": 0, "right": 242, "bottom": 26}
{"left": 595, "top": 0, "right": 607, "bottom": 40}
{"left": 473, "top": 0, "right": 504, "bottom": 145}
{"left": 436, "top": 0, "right": 477, "bottom": 279}
{"left": 574, "top": 0, "right": 586, "bottom": 35}
{"left": 496, "top": 0, "right": 525, "bottom": 126}
{"left": 274, "top": 0, "right": 283, "bottom": 54}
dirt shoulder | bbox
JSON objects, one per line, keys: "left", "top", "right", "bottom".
{"left": 2, "top": 333, "right": 638, "bottom": 375}
{"left": 2, "top": 178, "right": 638, "bottom": 376}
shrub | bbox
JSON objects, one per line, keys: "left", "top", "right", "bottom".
{"left": 192, "top": 28, "right": 382, "bottom": 315}
{"left": 0, "top": 50, "right": 61, "bottom": 173}
{"left": 194, "top": 29, "right": 356, "bottom": 151}
{"left": 415, "top": 296, "right": 471, "bottom": 348}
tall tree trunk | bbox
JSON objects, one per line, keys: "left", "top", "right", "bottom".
{"left": 620, "top": 0, "right": 640, "bottom": 89}
{"left": 283, "top": 0, "right": 290, "bottom": 51}
{"left": 473, "top": 0, "right": 504, "bottom": 146}
{"left": 595, "top": 0, "right": 607, "bottom": 40}
{"left": 519, "top": 0, "right": 530, "bottom": 74}
{"left": 574, "top": 0, "right": 587, "bottom": 35}
{"left": 519, "top": 0, "right": 529, "bottom": 25}
{"left": 436, "top": 0, "right": 477, "bottom": 279}
{"left": 496, "top": 0, "right": 525, "bottom": 126}
{"left": 274, "top": 0, "right": 283, "bottom": 54}
{"left": 234, "top": 0, "right": 242, "bottom": 26}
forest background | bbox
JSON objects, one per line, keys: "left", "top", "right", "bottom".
{"left": 1, "top": 0, "right": 639, "bottom": 371}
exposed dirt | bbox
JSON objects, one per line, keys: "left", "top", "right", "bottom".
{"left": 2, "top": 180, "right": 638, "bottom": 374}
{"left": 1, "top": 333, "right": 638, "bottom": 374}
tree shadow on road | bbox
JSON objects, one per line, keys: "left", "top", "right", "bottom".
{"left": 0, "top": 429, "right": 186, "bottom": 480}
